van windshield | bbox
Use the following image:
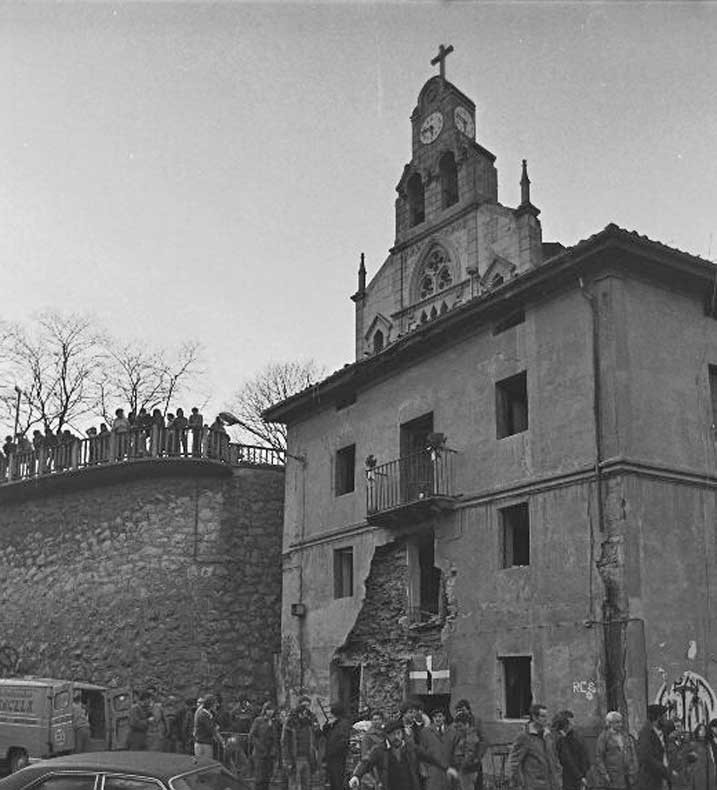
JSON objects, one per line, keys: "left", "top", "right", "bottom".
{"left": 170, "top": 767, "right": 245, "bottom": 790}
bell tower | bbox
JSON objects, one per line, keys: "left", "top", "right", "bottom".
{"left": 395, "top": 45, "right": 498, "bottom": 245}
{"left": 353, "top": 46, "right": 544, "bottom": 360}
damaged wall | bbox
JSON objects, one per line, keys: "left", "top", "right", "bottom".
{"left": 336, "top": 539, "right": 442, "bottom": 713}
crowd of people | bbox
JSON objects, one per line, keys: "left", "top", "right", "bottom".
{"left": 70, "top": 689, "right": 717, "bottom": 790}
{"left": 1, "top": 405, "right": 232, "bottom": 478}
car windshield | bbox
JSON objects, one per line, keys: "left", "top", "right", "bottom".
{"left": 169, "top": 767, "right": 244, "bottom": 790}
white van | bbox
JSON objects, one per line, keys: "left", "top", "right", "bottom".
{"left": 0, "top": 678, "right": 131, "bottom": 773}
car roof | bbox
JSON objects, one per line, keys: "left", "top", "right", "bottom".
{"left": 0, "top": 752, "right": 219, "bottom": 786}
{"left": 0, "top": 678, "right": 107, "bottom": 691}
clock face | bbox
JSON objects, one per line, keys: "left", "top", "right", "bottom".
{"left": 454, "top": 106, "right": 475, "bottom": 138}
{"left": 419, "top": 111, "right": 444, "bottom": 145}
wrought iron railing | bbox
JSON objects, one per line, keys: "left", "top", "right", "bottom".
{"left": 0, "top": 426, "right": 284, "bottom": 484}
{"left": 366, "top": 447, "right": 457, "bottom": 515}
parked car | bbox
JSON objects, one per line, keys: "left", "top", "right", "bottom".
{"left": 0, "top": 751, "right": 245, "bottom": 790}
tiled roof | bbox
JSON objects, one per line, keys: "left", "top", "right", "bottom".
{"left": 263, "top": 224, "right": 716, "bottom": 422}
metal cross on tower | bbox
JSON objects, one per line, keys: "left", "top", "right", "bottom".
{"left": 431, "top": 44, "right": 454, "bottom": 80}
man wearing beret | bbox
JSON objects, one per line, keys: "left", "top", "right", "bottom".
{"left": 349, "top": 718, "right": 459, "bottom": 790}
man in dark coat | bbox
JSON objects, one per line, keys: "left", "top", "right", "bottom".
{"left": 553, "top": 712, "right": 590, "bottom": 790}
{"left": 349, "top": 718, "right": 459, "bottom": 790}
{"left": 637, "top": 705, "right": 677, "bottom": 790}
{"left": 126, "top": 690, "right": 153, "bottom": 751}
{"left": 323, "top": 702, "right": 353, "bottom": 790}
{"left": 250, "top": 702, "right": 279, "bottom": 790}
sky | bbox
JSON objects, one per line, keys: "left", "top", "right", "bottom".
{"left": 2, "top": 1, "right": 716, "bottom": 423}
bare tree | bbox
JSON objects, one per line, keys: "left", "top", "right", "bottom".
{"left": 229, "top": 360, "right": 325, "bottom": 451}
{"left": 0, "top": 312, "right": 105, "bottom": 436}
{"left": 97, "top": 340, "right": 203, "bottom": 423}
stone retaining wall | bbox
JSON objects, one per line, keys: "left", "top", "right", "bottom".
{"left": 0, "top": 463, "right": 284, "bottom": 704}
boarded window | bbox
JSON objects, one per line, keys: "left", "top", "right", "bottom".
{"left": 335, "top": 444, "right": 356, "bottom": 496}
{"left": 496, "top": 371, "right": 528, "bottom": 438}
{"left": 334, "top": 547, "right": 354, "bottom": 598}
{"left": 500, "top": 656, "right": 532, "bottom": 718}
{"left": 500, "top": 503, "right": 530, "bottom": 567}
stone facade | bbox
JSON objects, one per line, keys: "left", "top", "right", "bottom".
{"left": 0, "top": 462, "right": 284, "bottom": 703}
{"left": 267, "top": 60, "right": 717, "bottom": 748}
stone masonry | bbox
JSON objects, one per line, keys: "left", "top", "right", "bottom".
{"left": 0, "top": 463, "right": 284, "bottom": 704}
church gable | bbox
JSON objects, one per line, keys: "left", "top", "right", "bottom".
{"left": 364, "top": 313, "right": 393, "bottom": 355}
{"left": 481, "top": 254, "right": 517, "bottom": 291}
{"left": 351, "top": 45, "right": 544, "bottom": 360}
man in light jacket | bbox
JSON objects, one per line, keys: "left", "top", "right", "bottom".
{"left": 509, "top": 704, "right": 562, "bottom": 790}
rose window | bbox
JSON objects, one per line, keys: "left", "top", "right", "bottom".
{"left": 417, "top": 248, "right": 453, "bottom": 302}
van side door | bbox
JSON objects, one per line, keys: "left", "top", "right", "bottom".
{"left": 50, "top": 682, "right": 75, "bottom": 755}
{"left": 106, "top": 688, "right": 131, "bottom": 750}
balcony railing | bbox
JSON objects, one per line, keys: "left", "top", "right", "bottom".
{"left": 0, "top": 426, "right": 284, "bottom": 485}
{"left": 366, "top": 447, "right": 458, "bottom": 520}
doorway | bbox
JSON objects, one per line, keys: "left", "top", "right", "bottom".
{"left": 335, "top": 665, "right": 361, "bottom": 719}
{"left": 400, "top": 413, "right": 434, "bottom": 503}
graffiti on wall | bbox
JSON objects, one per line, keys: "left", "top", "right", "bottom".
{"left": 572, "top": 680, "right": 597, "bottom": 701}
{"left": 656, "top": 670, "right": 716, "bottom": 731}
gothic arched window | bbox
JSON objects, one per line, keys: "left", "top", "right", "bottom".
{"left": 407, "top": 173, "right": 425, "bottom": 227}
{"left": 439, "top": 152, "right": 459, "bottom": 208}
{"left": 417, "top": 247, "right": 454, "bottom": 303}
{"left": 373, "top": 330, "right": 384, "bottom": 354}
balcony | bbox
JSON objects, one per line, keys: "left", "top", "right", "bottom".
{"left": 0, "top": 425, "right": 284, "bottom": 490}
{"left": 366, "top": 447, "right": 458, "bottom": 526}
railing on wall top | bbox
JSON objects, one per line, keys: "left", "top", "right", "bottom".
{"left": 0, "top": 425, "right": 284, "bottom": 485}
{"left": 366, "top": 447, "right": 457, "bottom": 516}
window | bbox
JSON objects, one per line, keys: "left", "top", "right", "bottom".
{"left": 500, "top": 502, "right": 530, "bottom": 567}
{"left": 104, "top": 780, "right": 163, "bottom": 790}
{"left": 496, "top": 371, "right": 528, "bottom": 438}
{"left": 373, "top": 330, "right": 384, "bottom": 354}
{"left": 500, "top": 656, "right": 532, "bottom": 718}
{"left": 709, "top": 365, "right": 717, "bottom": 426}
{"left": 335, "top": 444, "right": 356, "bottom": 495}
{"left": 170, "top": 766, "right": 243, "bottom": 790}
{"left": 407, "top": 530, "right": 441, "bottom": 622}
{"left": 493, "top": 308, "right": 526, "bottom": 335}
{"left": 333, "top": 547, "right": 354, "bottom": 598}
{"left": 34, "top": 776, "right": 98, "bottom": 790}
{"left": 407, "top": 173, "right": 425, "bottom": 227}
{"left": 439, "top": 151, "right": 459, "bottom": 208}
{"left": 418, "top": 248, "right": 453, "bottom": 301}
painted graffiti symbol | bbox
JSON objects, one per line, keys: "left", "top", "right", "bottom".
{"left": 656, "top": 671, "right": 716, "bottom": 731}
{"left": 572, "top": 681, "right": 597, "bottom": 701}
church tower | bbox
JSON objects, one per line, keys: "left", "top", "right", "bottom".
{"left": 353, "top": 46, "right": 544, "bottom": 360}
